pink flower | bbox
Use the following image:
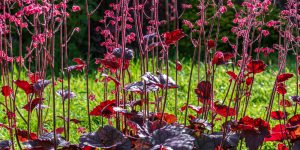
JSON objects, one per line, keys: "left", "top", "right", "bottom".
{"left": 104, "top": 10, "right": 115, "bottom": 18}
{"left": 221, "top": 36, "right": 228, "bottom": 43}
{"left": 255, "top": 47, "right": 274, "bottom": 56}
{"left": 182, "top": 4, "right": 192, "bottom": 9}
{"left": 127, "top": 32, "right": 136, "bottom": 44}
{"left": 227, "top": 0, "right": 233, "bottom": 7}
{"left": 72, "top": 5, "right": 81, "bottom": 12}
{"left": 261, "top": 30, "right": 270, "bottom": 37}
{"left": 32, "top": 34, "right": 45, "bottom": 44}
{"left": 15, "top": 56, "right": 24, "bottom": 65}
{"left": 219, "top": 6, "right": 227, "bottom": 14}
{"left": 183, "top": 20, "right": 194, "bottom": 29}
{"left": 74, "top": 27, "right": 80, "bottom": 32}
{"left": 126, "top": 24, "right": 132, "bottom": 29}
{"left": 196, "top": 20, "right": 204, "bottom": 26}
{"left": 266, "top": 20, "right": 278, "bottom": 27}
{"left": 100, "top": 30, "right": 111, "bottom": 38}
{"left": 281, "top": 10, "right": 290, "bottom": 16}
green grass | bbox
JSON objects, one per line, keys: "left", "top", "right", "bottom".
{"left": 0, "top": 59, "right": 298, "bottom": 149}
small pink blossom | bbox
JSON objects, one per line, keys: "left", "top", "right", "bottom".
{"left": 104, "top": 10, "right": 115, "bottom": 18}
{"left": 72, "top": 5, "right": 81, "bottom": 12}
{"left": 254, "top": 47, "right": 274, "bottom": 56}
{"left": 15, "top": 56, "right": 24, "bottom": 65}
{"left": 182, "top": 4, "right": 192, "bottom": 9}
{"left": 261, "top": 30, "right": 270, "bottom": 37}
{"left": 221, "top": 36, "right": 228, "bottom": 43}
{"left": 219, "top": 6, "right": 227, "bottom": 14}
{"left": 183, "top": 20, "right": 194, "bottom": 29}
{"left": 32, "top": 34, "right": 45, "bottom": 44}
{"left": 266, "top": 20, "right": 279, "bottom": 27}
{"left": 196, "top": 20, "right": 204, "bottom": 26}
{"left": 127, "top": 32, "right": 136, "bottom": 44}
{"left": 74, "top": 27, "right": 80, "bottom": 32}
{"left": 227, "top": 0, "right": 233, "bottom": 7}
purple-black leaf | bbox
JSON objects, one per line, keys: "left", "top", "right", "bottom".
{"left": 141, "top": 72, "right": 178, "bottom": 89}
{"left": 79, "top": 125, "right": 131, "bottom": 149}
{"left": 112, "top": 48, "right": 134, "bottom": 60}
{"left": 56, "top": 89, "right": 76, "bottom": 101}
{"left": 189, "top": 118, "right": 212, "bottom": 130}
{"left": 290, "top": 95, "right": 300, "bottom": 104}
{"left": 124, "top": 81, "right": 158, "bottom": 93}
{"left": 33, "top": 79, "right": 51, "bottom": 92}
{"left": 151, "top": 134, "right": 194, "bottom": 150}
{"left": 195, "top": 132, "right": 239, "bottom": 150}
{"left": 22, "top": 133, "right": 69, "bottom": 150}
{"left": 0, "top": 140, "right": 11, "bottom": 150}
{"left": 292, "top": 140, "right": 300, "bottom": 150}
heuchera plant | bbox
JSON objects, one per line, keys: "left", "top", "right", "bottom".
{"left": 0, "top": 0, "right": 300, "bottom": 150}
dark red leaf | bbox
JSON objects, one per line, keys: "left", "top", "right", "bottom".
{"left": 89, "top": 100, "right": 116, "bottom": 118}
{"left": 55, "top": 127, "right": 64, "bottom": 134}
{"left": 0, "top": 123, "right": 10, "bottom": 130}
{"left": 246, "top": 60, "right": 267, "bottom": 74}
{"left": 16, "top": 129, "right": 38, "bottom": 142}
{"left": 271, "top": 111, "right": 286, "bottom": 120}
{"left": 82, "top": 145, "right": 97, "bottom": 150}
{"left": 99, "top": 53, "right": 129, "bottom": 73}
{"left": 212, "top": 51, "right": 224, "bottom": 65}
{"left": 6, "top": 111, "right": 16, "bottom": 119}
{"left": 15, "top": 80, "right": 34, "bottom": 95}
{"left": 1, "top": 86, "right": 12, "bottom": 97}
{"left": 277, "top": 143, "right": 288, "bottom": 150}
{"left": 226, "top": 71, "right": 238, "bottom": 80}
{"left": 237, "top": 117, "right": 270, "bottom": 150}
{"left": 276, "top": 83, "right": 287, "bottom": 95}
{"left": 88, "top": 94, "right": 96, "bottom": 101}
{"left": 28, "top": 72, "right": 44, "bottom": 83}
{"left": 195, "top": 81, "right": 212, "bottom": 102}
{"left": 77, "top": 127, "right": 87, "bottom": 134}
{"left": 155, "top": 113, "right": 177, "bottom": 124}
{"left": 180, "top": 105, "right": 203, "bottom": 114}
{"left": 162, "top": 29, "right": 185, "bottom": 45}
{"left": 288, "top": 114, "right": 300, "bottom": 126}
{"left": 23, "top": 98, "right": 45, "bottom": 112}
{"left": 176, "top": 61, "right": 182, "bottom": 71}
{"left": 279, "top": 99, "right": 293, "bottom": 107}
{"left": 73, "top": 58, "right": 86, "bottom": 65}
{"left": 253, "top": 118, "right": 270, "bottom": 130}
{"left": 64, "top": 58, "right": 87, "bottom": 72}
{"left": 213, "top": 103, "right": 236, "bottom": 117}
{"left": 246, "top": 77, "right": 254, "bottom": 86}
{"left": 266, "top": 124, "right": 288, "bottom": 142}
{"left": 223, "top": 53, "right": 235, "bottom": 61}
{"left": 277, "top": 73, "right": 293, "bottom": 82}
{"left": 101, "top": 74, "right": 120, "bottom": 87}
{"left": 207, "top": 39, "right": 215, "bottom": 48}
{"left": 212, "top": 51, "right": 234, "bottom": 66}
